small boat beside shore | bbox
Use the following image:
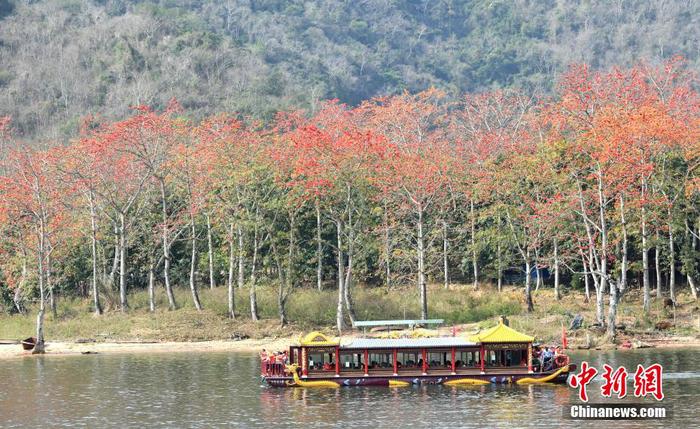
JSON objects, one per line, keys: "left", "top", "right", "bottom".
{"left": 261, "top": 320, "right": 575, "bottom": 388}
{"left": 21, "top": 337, "right": 36, "bottom": 351}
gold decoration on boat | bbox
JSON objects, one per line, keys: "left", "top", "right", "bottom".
{"left": 284, "top": 364, "right": 340, "bottom": 388}
{"left": 515, "top": 365, "right": 570, "bottom": 384}
{"left": 298, "top": 331, "right": 340, "bottom": 347}
{"left": 444, "top": 378, "right": 490, "bottom": 386}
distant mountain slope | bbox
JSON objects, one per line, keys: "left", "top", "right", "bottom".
{"left": 0, "top": 0, "right": 697, "bottom": 138}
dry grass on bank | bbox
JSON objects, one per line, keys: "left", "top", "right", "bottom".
{"left": 1, "top": 283, "right": 698, "bottom": 347}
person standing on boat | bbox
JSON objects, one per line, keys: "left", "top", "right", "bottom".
{"left": 542, "top": 347, "right": 553, "bottom": 370}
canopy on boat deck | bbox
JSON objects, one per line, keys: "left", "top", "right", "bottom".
{"left": 340, "top": 337, "right": 477, "bottom": 350}
{"left": 469, "top": 321, "right": 534, "bottom": 343}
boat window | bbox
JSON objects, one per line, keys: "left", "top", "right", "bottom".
{"left": 396, "top": 351, "right": 420, "bottom": 369}
{"left": 307, "top": 350, "right": 336, "bottom": 371}
{"left": 368, "top": 352, "right": 393, "bottom": 369}
{"left": 504, "top": 349, "right": 527, "bottom": 367}
{"left": 456, "top": 350, "right": 480, "bottom": 368}
{"left": 339, "top": 352, "right": 364, "bottom": 370}
{"left": 427, "top": 351, "right": 450, "bottom": 368}
{"left": 483, "top": 349, "right": 526, "bottom": 367}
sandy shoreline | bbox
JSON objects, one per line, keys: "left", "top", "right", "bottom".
{"left": 1, "top": 333, "right": 699, "bottom": 360}
{"left": 0, "top": 337, "right": 293, "bottom": 359}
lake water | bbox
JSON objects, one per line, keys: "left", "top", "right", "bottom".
{"left": 1, "top": 348, "right": 698, "bottom": 428}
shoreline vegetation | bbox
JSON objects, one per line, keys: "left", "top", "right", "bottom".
{"left": 2, "top": 284, "right": 698, "bottom": 359}
{"left": 1, "top": 60, "right": 699, "bottom": 355}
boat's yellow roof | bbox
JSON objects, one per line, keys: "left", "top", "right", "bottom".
{"left": 469, "top": 321, "right": 534, "bottom": 343}
{"left": 298, "top": 331, "right": 339, "bottom": 347}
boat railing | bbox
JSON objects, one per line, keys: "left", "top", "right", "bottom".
{"left": 261, "top": 356, "right": 288, "bottom": 377}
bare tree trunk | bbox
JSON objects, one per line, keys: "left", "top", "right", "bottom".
{"left": 442, "top": 219, "right": 449, "bottom": 289}
{"left": 336, "top": 219, "right": 345, "bottom": 334}
{"left": 237, "top": 225, "right": 244, "bottom": 289}
{"left": 607, "top": 279, "right": 619, "bottom": 341}
{"left": 417, "top": 206, "right": 428, "bottom": 319}
{"left": 148, "top": 258, "right": 155, "bottom": 312}
{"left": 594, "top": 272, "right": 605, "bottom": 325}
{"left": 206, "top": 213, "right": 215, "bottom": 289}
{"left": 553, "top": 238, "right": 560, "bottom": 300}
{"left": 689, "top": 275, "right": 698, "bottom": 300}
{"left": 383, "top": 205, "right": 391, "bottom": 288}
{"left": 108, "top": 224, "right": 119, "bottom": 290}
{"left": 47, "top": 251, "right": 56, "bottom": 319}
{"left": 249, "top": 218, "right": 259, "bottom": 321}
{"left": 595, "top": 275, "right": 606, "bottom": 326}
{"left": 470, "top": 199, "right": 478, "bottom": 289}
{"left": 189, "top": 215, "right": 202, "bottom": 311}
{"left": 688, "top": 218, "right": 699, "bottom": 300}
{"left": 596, "top": 174, "right": 608, "bottom": 326}
{"left": 33, "top": 220, "right": 46, "bottom": 354}
{"left": 581, "top": 253, "right": 590, "bottom": 303}
{"left": 589, "top": 247, "right": 600, "bottom": 298}
{"left": 13, "top": 281, "right": 25, "bottom": 314}
{"left": 277, "top": 212, "right": 296, "bottom": 327}
{"left": 343, "top": 253, "right": 357, "bottom": 326}
{"left": 316, "top": 200, "right": 323, "bottom": 291}
{"left": 160, "top": 181, "right": 176, "bottom": 310}
{"left": 497, "top": 240, "right": 503, "bottom": 292}
{"left": 14, "top": 247, "right": 28, "bottom": 314}
{"left": 524, "top": 254, "right": 534, "bottom": 312}
{"left": 668, "top": 208, "right": 676, "bottom": 303}
{"left": 89, "top": 197, "right": 102, "bottom": 315}
{"left": 227, "top": 222, "right": 235, "bottom": 319}
{"left": 641, "top": 181, "right": 650, "bottom": 312}
{"left": 655, "top": 229, "right": 662, "bottom": 298}
{"left": 270, "top": 233, "right": 289, "bottom": 326}
{"left": 119, "top": 212, "right": 128, "bottom": 312}
{"left": 534, "top": 245, "right": 542, "bottom": 291}
{"left": 344, "top": 210, "right": 357, "bottom": 325}
{"left": 277, "top": 278, "right": 287, "bottom": 326}
{"left": 619, "top": 194, "right": 628, "bottom": 295}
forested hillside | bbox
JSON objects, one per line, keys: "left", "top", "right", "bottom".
{"left": 0, "top": 0, "right": 698, "bottom": 139}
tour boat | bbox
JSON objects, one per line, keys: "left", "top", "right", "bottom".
{"left": 261, "top": 321, "right": 575, "bottom": 387}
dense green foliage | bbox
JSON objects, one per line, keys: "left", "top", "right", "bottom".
{"left": 0, "top": 0, "right": 698, "bottom": 138}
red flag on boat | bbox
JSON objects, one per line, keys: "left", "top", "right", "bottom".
{"left": 562, "top": 327, "right": 568, "bottom": 350}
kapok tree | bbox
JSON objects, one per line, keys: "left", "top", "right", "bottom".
{"left": 0, "top": 147, "right": 71, "bottom": 352}
{"left": 79, "top": 109, "right": 154, "bottom": 312}
{"left": 286, "top": 101, "right": 388, "bottom": 332}
{"left": 449, "top": 89, "right": 536, "bottom": 290}
{"left": 202, "top": 114, "right": 273, "bottom": 320}
{"left": 359, "top": 89, "right": 449, "bottom": 319}
{"left": 548, "top": 60, "right": 695, "bottom": 339}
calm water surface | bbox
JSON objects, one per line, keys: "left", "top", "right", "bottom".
{"left": 1, "top": 348, "right": 698, "bottom": 428}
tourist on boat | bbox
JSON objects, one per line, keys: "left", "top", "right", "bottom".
{"left": 542, "top": 347, "right": 554, "bottom": 370}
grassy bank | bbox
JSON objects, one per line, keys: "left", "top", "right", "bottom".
{"left": 1, "top": 283, "right": 698, "bottom": 347}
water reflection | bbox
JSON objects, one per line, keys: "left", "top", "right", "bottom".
{"left": 0, "top": 349, "right": 698, "bottom": 428}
